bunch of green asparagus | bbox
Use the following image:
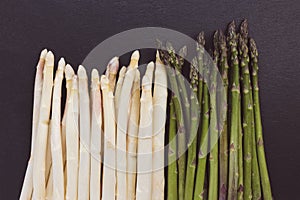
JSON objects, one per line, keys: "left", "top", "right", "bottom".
{"left": 160, "top": 20, "right": 273, "bottom": 200}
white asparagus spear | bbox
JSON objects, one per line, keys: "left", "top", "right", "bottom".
{"left": 50, "top": 58, "right": 65, "bottom": 200}
{"left": 90, "top": 69, "right": 102, "bottom": 200}
{"left": 32, "top": 51, "right": 54, "bottom": 200}
{"left": 114, "top": 66, "right": 127, "bottom": 119}
{"left": 127, "top": 70, "right": 140, "bottom": 200}
{"left": 136, "top": 62, "right": 154, "bottom": 200}
{"left": 116, "top": 50, "right": 139, "bottom": 200}
{"left": 20, "top": 49, "right": 47, "bottom": 200}
{"left": 77, "top": 65, "right": 91, "bottom": 200}
{"left": 105, "top": 56, "right": 119, "bottom": 91}
{"left": 62, "top": 65, "right": 75, "bottom": 162}
{"left": 101, "top": 75, "right": 117, "bottom": 200}
{"left": 62, "top": 64, "right": 75, "bottom": 186}
{"left": 65, "top": 71, "right": 79, "bottom": 200}
{"left": 152, "top": 52, "right": 168, "bottom": 200}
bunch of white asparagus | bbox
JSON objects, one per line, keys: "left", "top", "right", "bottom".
{"left": 20, "top": 49, "right": 168, "bottom": 200}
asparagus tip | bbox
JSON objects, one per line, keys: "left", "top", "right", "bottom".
{"left": 155, "top": 50, "right": 163, "bottom": 64}
{"left": 91, "top": 68, "right": 99, "bottom": 80}
{"left": 227, "top": 20, "right": 236, "bottom": 39}
{"left": 107, "top": 56, "right": 119, "bottom": 74}
{"left": 65, "top": 64, "right": 75, "bottom": 80}
{"left": 78, "top": 65, "right": 87, "bottom": 79}
{"left": 142, "top": 62, "right": 154, "bottom": 90}
{"left": 40, "top": 49, "right": 48, "bottom": 58}
{"left": 249, "top": 38, "right": 258, "bottom": 56}
{"left": 213, "top": 30, "right": 219, "bottom": 50}
{"left": 46, "top": 51, "right": 54, "bottom": 63}
{"left": 58, "top": 57, "right": 66, "bottom": 70}
{"left": 197, "top": 31, "right": 205, "bottom": 46}
{"left": 240, "top": 19, "right": 249, "bottom": 39}
{"left": 131, "top": 50, "right": 140, "bottom": 61}
{"left": 218, "top": 30, "right": 226, "bottom": 44}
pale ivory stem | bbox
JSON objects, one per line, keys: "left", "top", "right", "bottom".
{"left": 20, "top": 49, "right": 47, "bottom": 200}
{"left": 50, "top": 58, "right": 65, "bottom": 200}
{"left": 136, "top": 62, "right": 154, "bottom": 200}
{"left": 65, "top": 71, "right": 79, "bottom": 200}
{"left": 90, "top": 69, "right": 102, "bottom": 200}
{"left": 116, "top": 51, "right": 139, "bottom": 200}
{"left": 77, "top": 65, "right": 91, "bottom": 200}
{"left": 152, "top": 52, "right": 168, "bottom": 200}
{"left": 32, "top": 51, "right": 54, "bottom": 200}
{"left": 62, "top": 64, "right": 75, "bottom": 186}
{"left": 114, "top": 66, "right": 127, "bottom": 119}
{"left": 127, "top": 70, "right": 140, "bottom": 200}
{"left": 101, "top": 75, "right": 117, "bottom": 200}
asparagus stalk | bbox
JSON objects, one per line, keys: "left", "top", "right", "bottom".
{"left": 250, "top": 38, "right": 273, "bottom": 200}
{"left": 194, "top": 54, "right": 209, "bottom": 199}
{"left": 115, "top": 66, "right": 127, "bottom": 119}
{"left": 20, "top": 49, "right": 47, "bottom": 200}
{"left": 218, "top": 30, "right": 229, "bottom": 200}
{"left": 62, "top": 63, "right": 75, "bottom": 173}
{"left": 77, "top": 65, "right": 91, "bottom": 200}
{"left": 159, "top": 44, "right": 186, "bottom": 198}
{"left": 101, "top": 75, "right": 116, "bottom": 200}
{"left": 90, "top": 69, "right": 102, "bottom": 200}
{"left": 208, "top": 31, "right": 219, "bottom": 200}
{"left": 227, "top": 21, "right": 240, "bottom": 200}
{"left": 164, "top": 43, "right": 187, "bottom": 200}
{"left": 136, "top": 62, "right": 154, "bottom": 200}
{"left": 65, "top": 72, "right": 79, "bottom": 200}
{"left": 240, "top": 20, "right": 262, "bottom": 200}
{"left": 116, "top": 51, "right": 139, "bottom": 200}
{"left": 167, "top": 99, "right": 178, "bottom": 200}
{"left": 152, "top": 51, "right": 168, "bottom": 200}
{"left": 237, "top": 32, "right": 253, "bottom": 200}
{"left": 184, "top": 57, "right": 199, "bottom": 200}
{"left": 50, "top": 58, "right": 65, "bottom": 200}
{"left": 127, "top": 69, "right": 140, "bottom": 200}
{"left": 32, "top": 51, "right": 54, "bottom": 200}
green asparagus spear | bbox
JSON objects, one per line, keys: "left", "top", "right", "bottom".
{"left": 227, "top": 21, "right": 240, "bottom": 200}
{"left": 240, "top": 19, "right": 262, "bottom": 200}
{"left": 249, "top": 38, "right": 273, "bottom": 200}
{"left": 218, "top": 30, "right": 229, "bottom": 200}
{"left": 168, "top": 100, "right": 178, "bottom": 200}
{"left": 238, "top": 33, "right": 253, "bottom": 200}
{"left": 159, "top": 45, "right": 186, "bottom": 200}
{"left": 194, "top": 40, "right": 210, "bottom": 200}
{"left": 184, "top": 58, "right": 200, "bottom": 200}
{"left": 165, "top": 43, "right": 189, "bottom": 200}
{"left": 208, "top": 31, "right": 219, "bottom": 200}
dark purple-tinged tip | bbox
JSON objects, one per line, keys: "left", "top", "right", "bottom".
{"left": 240, "top": 19, "right": 249, "bottom": 39}
{"left": 197, "top": 31, "right": 205, "bottom": 46}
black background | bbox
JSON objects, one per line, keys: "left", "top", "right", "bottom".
{"left": 1, "top": 0, "right": 299, "bottom": 199}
